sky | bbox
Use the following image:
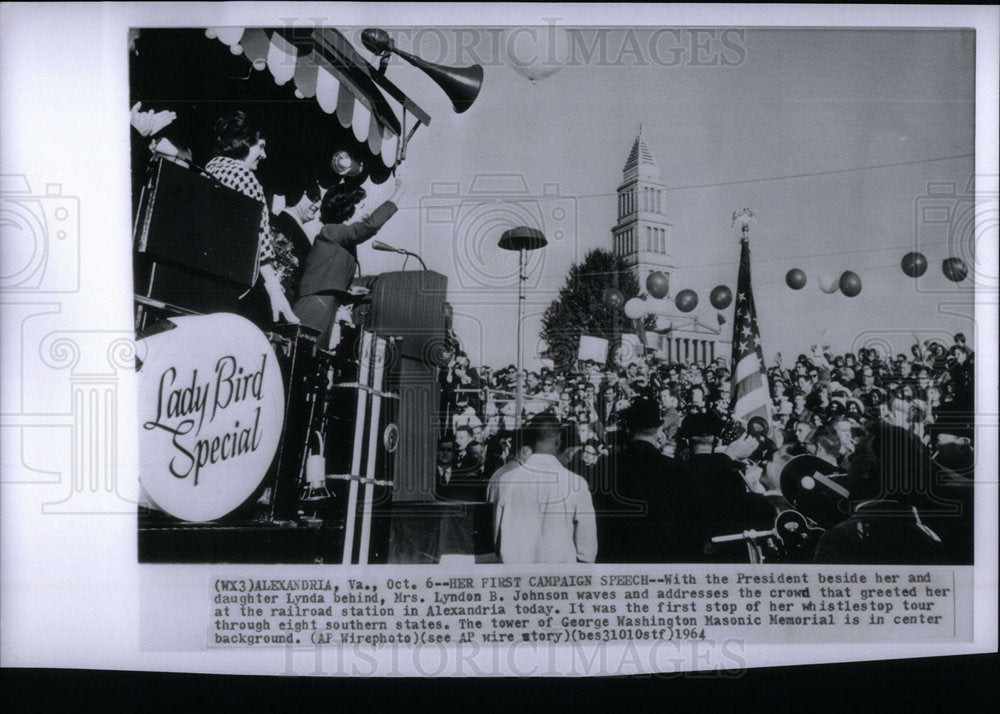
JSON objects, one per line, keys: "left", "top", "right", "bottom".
{"left": 350, "top": 27, "right": 979, "bottom": 369}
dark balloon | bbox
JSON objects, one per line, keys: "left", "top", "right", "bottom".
{"left": 785, "top": 268, "right": 807, "bottom": 290}
{"left": 839, "top": 270, "right": 862, "bottom": 297}
{"left": 710, "top": 285, "right": 733, "bottom": 310}
{"left": 603, "top": 288, "right": 625, "bottom": 309}
{"left": 942, "top": 257, "right": 968, "bottom": 283}
{"left": 646, "top": 271, "right": 670, "bottom": 299}
{"left": 675, "top": 289, "right": 698, "bottom": 313}
{"left": 900, "top": 251, "right": 928, "bottom": 278}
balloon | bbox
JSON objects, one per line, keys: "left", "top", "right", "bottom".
{"left": 901, "top": 251, "right": 928, "bottom": 278}
{"left": 839, "top": 271, "right": 862, "bottom": 297}
{"left": 675, "top": 289, "right": 698, "bottom": 313}
{"left": 942, "top": 257, "right": 968, "bottom": 282}
{"left": 646, "top": 271, "right": 670, "bottom": 299}
{"left": 818, "top": 275, "right": 840, "bottom": 294}
{"left": 710, "top": 285, "right": 732, "bottom": 310}
{"left": 505, "top": 25, "right": 571, "bottom": 82}
{"left": 785, "top": 268, "right": 807, "bottom": 290}
{"left": 603, "top": 288, "right": 625, "bottom": 309}
{"left": 624, "top": 297, "right": 646, "bottom": 319}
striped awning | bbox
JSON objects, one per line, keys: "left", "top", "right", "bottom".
{"left": 207, "top": 27, "right": 429, "bottom": 173}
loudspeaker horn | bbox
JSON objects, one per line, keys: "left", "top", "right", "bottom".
{"left": 362, "top": 28, "right": 483, "bottom": 114}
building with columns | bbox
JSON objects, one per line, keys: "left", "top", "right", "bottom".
{"left": 612, "top": 127, "right": 731, "bottom": 365}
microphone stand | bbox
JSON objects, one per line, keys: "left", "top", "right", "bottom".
{"left": 401, "top": 249, "right": 427, "bottom": 271}
{"left": 373, "top": 242, "right": 428, "bottom": 271}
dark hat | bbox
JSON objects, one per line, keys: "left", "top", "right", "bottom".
{"left": 679, "top": 411, "right": 724, "bottom": 439}
{"left": 621, "top": 398, "right": 662, "bottom": 431}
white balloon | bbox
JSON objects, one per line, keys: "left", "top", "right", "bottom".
{"left": 818, "top": 274, "right": 840, "bottom": 294}
{"left": 624, "top": 297, "right": 645, "bottom": 319}
{"left": 504, "top": 25, "right": 571, "bottom": 82}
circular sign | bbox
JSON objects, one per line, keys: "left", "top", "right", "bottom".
{"left": 137, "top": 314, "right": 285, "bottom": 522}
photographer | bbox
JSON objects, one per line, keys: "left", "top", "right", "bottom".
{"left": 677, "top": 412, "right": 774, "bottom": 561}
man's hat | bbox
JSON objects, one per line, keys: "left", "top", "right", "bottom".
{"left": 679, "top": 411, "right": 724, "bottom": 439}
{"left": 621, "top": 398, "right": 662, "bottom": 431}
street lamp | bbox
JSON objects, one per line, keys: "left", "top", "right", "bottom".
{"left": 498, "top": 226, "right": 547, "bottom": 429}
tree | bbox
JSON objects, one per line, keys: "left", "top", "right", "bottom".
{"left": 540, "top": 249, "right": 650, "bottom": 370}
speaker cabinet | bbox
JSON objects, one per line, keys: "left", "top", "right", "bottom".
{"left": 133, "top": 157, "right": 260, "bottom": 314}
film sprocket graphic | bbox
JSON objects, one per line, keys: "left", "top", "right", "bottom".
{"left": 419, "top": 174, "right": 578, "bottom": 292}
{"left": 913, "top": 176, "right": 998, "bottom": 293}
{"left": 0, "top": 175, "right": 80, "bottom": 293}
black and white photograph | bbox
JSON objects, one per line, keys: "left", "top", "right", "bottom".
{"left": 1, "top": 2, "right": 997, "bottom": 679}
{"left": 131, "top": 23, "right": 977, "bottom": 567}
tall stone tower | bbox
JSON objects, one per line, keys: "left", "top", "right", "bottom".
{"left": 612, "top": 125, "right": 676, "bottom": 292}
{"left": 610, "top": 126, "right": 728, "bottom": 365}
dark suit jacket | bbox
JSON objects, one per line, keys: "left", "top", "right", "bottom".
{"left": 438, "top": 454, "right": 486, "bottom": 502}
{"left": 297, "top": 201, "right": 398, "bottom": 299}
{"left": 681, "top": 453, "right": 775, "bottom": 561}
{"left": 596, "top": 440, "right": 691, "bottom": 563}
{"left": 813, "top": 500, "right": 945, "bottom": 564}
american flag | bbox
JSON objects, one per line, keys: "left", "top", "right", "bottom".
{"left": 729, "top": 236, "right": 773, "bottom": 426}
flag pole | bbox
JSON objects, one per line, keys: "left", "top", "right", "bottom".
{"left": 728, "top": 208, "right": 773, "bottom": 431}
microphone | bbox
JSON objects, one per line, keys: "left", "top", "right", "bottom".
{"left": 370, "top": 241, "right": 427, "bottom": 270}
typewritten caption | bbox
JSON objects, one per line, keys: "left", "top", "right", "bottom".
{"left": 208, "top": 568, "right": 958, "bottom": 648}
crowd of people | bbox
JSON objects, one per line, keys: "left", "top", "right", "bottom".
{"left": 434, "top": 334, "right": 975, "bottom": 565}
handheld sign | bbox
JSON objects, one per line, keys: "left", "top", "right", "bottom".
{"left": 137, "top": 314, "right": 285, "bottom": 522}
